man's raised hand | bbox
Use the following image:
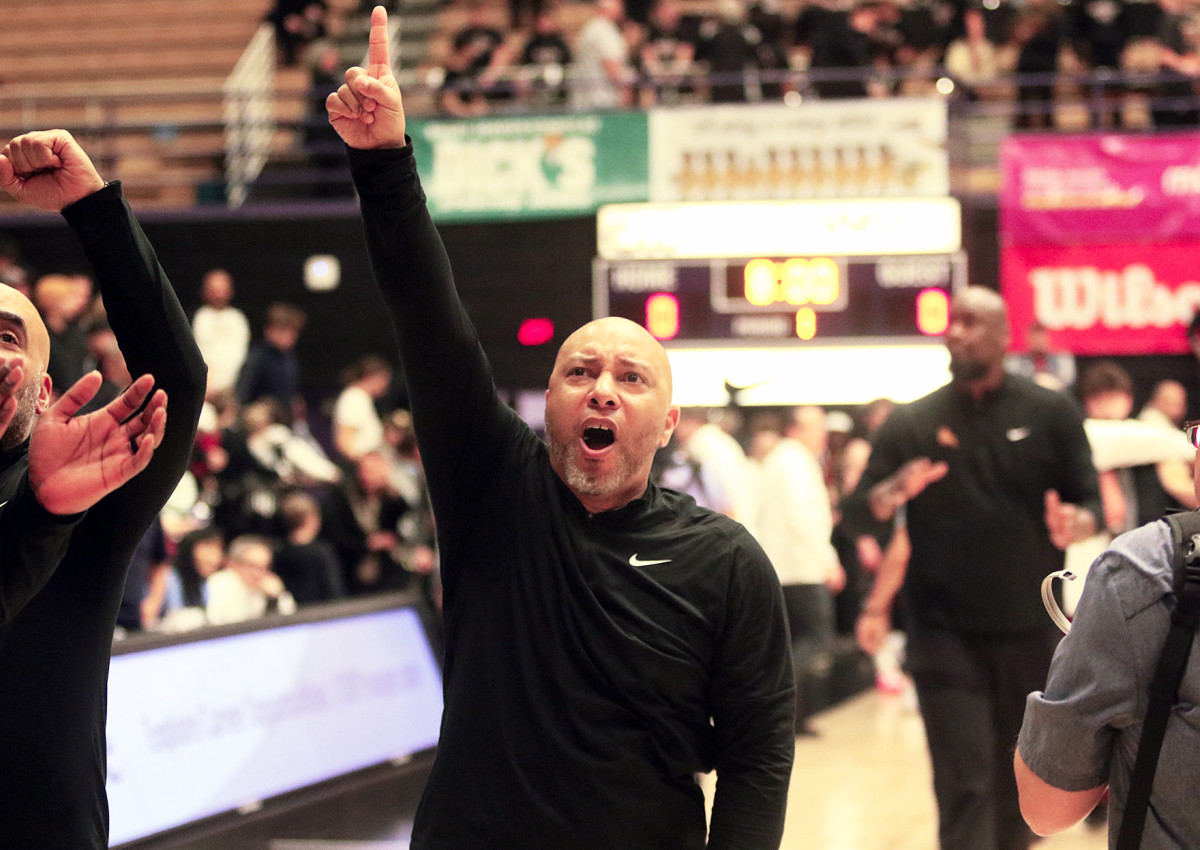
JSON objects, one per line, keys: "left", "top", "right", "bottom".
{"left": 29, "top": 372, "right": 167, "bottom": 516}
{"left": 0, "top": 130, "right": 106, "bottom": 212}
{"left": 326, "top": 6, "right": 407, "bottom": 150}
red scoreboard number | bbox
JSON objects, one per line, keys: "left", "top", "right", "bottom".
{"left": 594, "top": 254, "right": 963, "bottom": 343}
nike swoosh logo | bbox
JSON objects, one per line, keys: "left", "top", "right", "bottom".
{"left": 1007, "top": 427, "right": 1031, "bottom": 442}
{"left": 629, "top": 554, "right": 672, "bottom": 567}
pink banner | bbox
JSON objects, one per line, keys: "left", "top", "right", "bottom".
{"left": 1001, "top": 242, "right": 1200, "bottom": 355}
{"left": 1000, "top": 133, "right": 1200, "bottom": 243}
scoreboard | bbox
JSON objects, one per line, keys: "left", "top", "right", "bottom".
{"left": 594, "top": 252, "right": 967, "bottom": 344}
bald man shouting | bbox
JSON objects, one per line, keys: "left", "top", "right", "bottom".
{"left": 327, "top": 8, "right": 794, "bottom": 848}
{"left": 0, "top": 130, "right": 206, "bottom": 848}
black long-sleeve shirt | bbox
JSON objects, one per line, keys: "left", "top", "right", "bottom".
{"left": 349, "top": 144, "right": 794, "bottom": 850}
{"left": 0, "top": 183, "right": 207, "bottom": 848}
{"left": 847, "top": 374, "right": 1102, "bottom": 635}
{"left": 0, "top": 470, "right": 83, "bottom": 623}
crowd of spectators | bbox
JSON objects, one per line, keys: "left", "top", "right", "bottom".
{"left": 396, "top": 0, "right": 1200, "bottom": 126}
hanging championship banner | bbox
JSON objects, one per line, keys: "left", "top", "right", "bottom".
{"left": 647, "top": 98, "right": 949, "bottom": 202}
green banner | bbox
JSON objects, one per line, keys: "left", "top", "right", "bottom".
{"left": 407, "top": 112, "right": 649, "bottom": 222}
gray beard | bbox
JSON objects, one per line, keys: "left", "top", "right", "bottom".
{"left": 1, "top": 381, "right": 42, "bottom": 452}
{"left": 548, "top": 438, "right": 636, "bottom": 499}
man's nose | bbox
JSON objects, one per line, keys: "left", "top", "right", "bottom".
{"left": 589, "top": 372, "right": 619, "bottom": 407}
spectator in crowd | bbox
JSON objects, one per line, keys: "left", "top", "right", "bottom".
{"left": 1072, "top": 0, "right": 1131, "bottom": 126}
{"left": 305, "top": 40, "right": 353, "bottom": 196}
{"left": 333, "top": 354, "right": 392, "bottom": 464}
{"left": 944, "top": 6, "right": 1002, "bottom": 100}
{"left": 1006, "top": 321, "right": 1076, "bottom": 391}
{"left": 755, "top": 407, "right": 846, "bottom": 736}
{"left": 273, "top": 490, "right": 347, "bottom": 604}
{"left": 235, "top": 301, "right": 306, "bottom": 414}
{"left": 206, "top": 534, "right": 297, "bottom": 625}
{"left": 637, "top": 0, "right": 695, "bottom": 105}
{"left": 243, "top": 397, "right": 341, "bottom": 489}
{"left": 696, "top": 0, "right": 760, "bottom": 103}
{"left": 163, "top": 526, "right": 226, "bottom": 616}
{"left": 453, "top": 0, "right": 508, "bottom": 77}
{"left": 1014, "top": 1, "right": 1068, "bottom": 129}
{"left": 33, "top": 272, "right": 92, "bottom": 396}
{"left": 0, "top": 233, "right": 30, "bottom": 293}
{"left": 1138, "top": 379, "right": 1198, "bottom": 511}
{"left": 890, "top": 0, "right": 950, "bottom": 95}
{"left": 442, "top": 0, "right": 518, "bottom": 113}
{"left": 192, "top": 268, "right": 250, "bottom": 399}
{"left": 1014, "top": 423, "right": 1200, "bottom": 848}
{"left": 379, "top": 409, "right": 440, "bottom": 609}
{"left": 267, "top": 0, "right": 330, "bottom": 67}
{"left": 793, "top": 0, "right": 844, "bottom": 66}
{"left": 843, "top": 286, "right": 1101, "bottom": 850}
{"left": 439, "top": 38, "right": 493, "bottom": 116}
{"left": 1079, "top": 361, "right": 1141, "bottom": 537}
{"left": 76, "top": 313, "right": 127, "bottom": 413}
{"left": 1152, "top": 0, "right": 1200, "bottom": 126}
{"left": 322, "top": 451, "right": 415, "bottom": 595}
{"left": 518, "top": 8, "right": 574, "bottom": 108}
{"left": 748, "top": 0, "right": 794, "bottom": 100}
{"left": 571, "top": 0, "right": 635, "bottom": 109}
{"left": 839, "top": 397, "right": 896, "bottom": 500}
{"left": 214, "top": 398, "right": 340, "bottom": 540}
{"left": 808, "top": 0, "right": 892, "bottom": 99}
{"left": 668, "top": 406, "right": 758, "bottom": 527}
{"left": 117, "top": 516, "right": 169, "bottom": 633}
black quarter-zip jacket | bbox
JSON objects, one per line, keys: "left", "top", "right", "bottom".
{"left": 849, "top": 374, "right": 1102, "bottom": 635}
{"left": 349, "top": 144, "right": 794, "bottom": 850}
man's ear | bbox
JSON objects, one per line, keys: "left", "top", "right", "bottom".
{"left": 34, "top": 373, "right": 52, "bottom": 414}
{"left": 659, "top": 406, "right": 680, "bottom": 447}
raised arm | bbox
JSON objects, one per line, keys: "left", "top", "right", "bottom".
{"left": 0, "top": 130, "right": 208, "bottom": 547}
{"left": 328, "top": 7, "right": 518, "bottom": 513}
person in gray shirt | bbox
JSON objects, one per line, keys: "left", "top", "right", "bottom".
{"left": 1015, "top": 420, "right": 1200, "bottom": 848}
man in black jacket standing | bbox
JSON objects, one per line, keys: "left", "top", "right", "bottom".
{"left": 848, "top": 286, "right": 1101, "bottom": 850}
{"left": 326, "top": 9, "right": 795, "bottom": 849}
{"left": 0, "top": 130, "right": 207, "bottom": 848}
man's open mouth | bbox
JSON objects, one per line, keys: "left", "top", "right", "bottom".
{"left": 582, "top": 426, "right": 615, "bottom": 450}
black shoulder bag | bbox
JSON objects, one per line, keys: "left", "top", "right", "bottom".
{"left": 1115, "top": 510, "right": 1200, "bottom": 849}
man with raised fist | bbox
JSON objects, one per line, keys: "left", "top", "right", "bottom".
{"left": 0, "top": 129, "right": 207, "bottom": 848}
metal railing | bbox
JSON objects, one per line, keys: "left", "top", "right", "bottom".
{"left": 223, "top": 24, "right": 278, "bottom": 209}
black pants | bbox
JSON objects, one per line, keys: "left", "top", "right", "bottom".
{"left": 781, "top": 583, "right": 835, "bottom": 728}
{"left": 906, "top": 624, "right": 1060, "bottom": 850}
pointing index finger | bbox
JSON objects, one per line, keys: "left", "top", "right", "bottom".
{"left": 368, "top": 6, "right": 392, "bottom": 79}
